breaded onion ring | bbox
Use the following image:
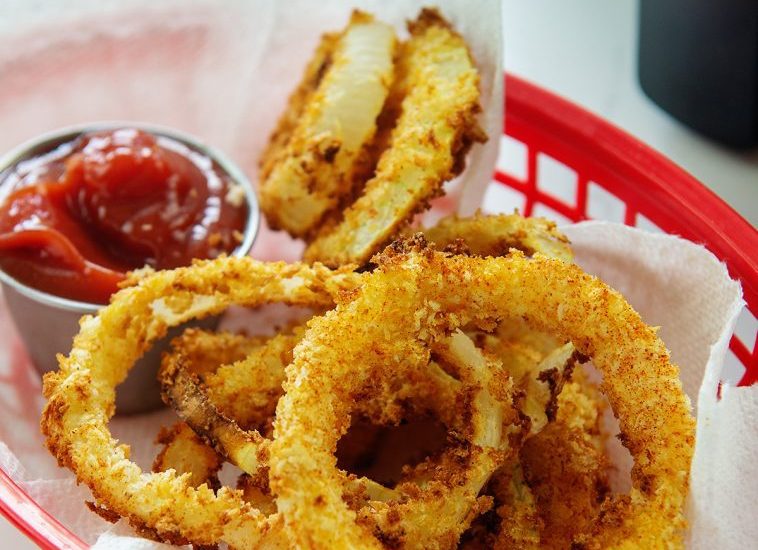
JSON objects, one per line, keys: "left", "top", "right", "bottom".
{"left": 421, "top": 212, "right": 573, "bottom": 263}
{"left": 519, "top": 372, "right": 610, "bottom": 548}
{"left": 205, "top": 330, "right": 302, "bottom": 428}
{"left": 270, "top": 246, "right": 694, "bottom": 549}
{"left": 160, "top": 314, "right": 493, "bottom": 512}
{"left": 304, "top": 9, "right": 486, "bottom": 267}
{"left": 159, "top": 325, "right": 308, "bottom": 480}
{"left": 260, "top": 11, "right": 396, "bottom": 237}
{"left": 41, "top": 257, "right": 359, "bottom": 548}
{"left": 272, "top": 323, "right": 519, "bottom": 549}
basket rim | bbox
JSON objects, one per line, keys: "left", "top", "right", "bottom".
{"left": 503, "top": 73, "right": 757, "bottom": 316}
{"left": 1, "top": 71, "right": 756, "bottom": 549}
{"left": 0, "top": 467, "right": 86, "bottom": 549}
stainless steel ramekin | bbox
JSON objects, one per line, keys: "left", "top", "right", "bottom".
{"left": 0, "top": 123, "right": 260, "bottom": 414}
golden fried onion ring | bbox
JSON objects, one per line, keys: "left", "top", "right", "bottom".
{"left": 160, "top": 311, "right": 509, "bottom": 518}
{"left": 357, "top": 331, "right": 521, "bottom": 548}
{"left": 159, "top": 325, "right": 307, "bottom": 479}
{"left": 421, "top": 211, "right": 574, "bottom": 263}
{"left": 304, "top": 9, "right": 486, "bottom": 267}
{"left": 260, "top": 11, "right": 396, "bottom": 237}
{"left": 41, "top": 257, "right": 359, "bottom": 548}
{"left": 270, "top": 247, "right": 694, "bottom": 549}
{"left": 161, "top": 212, "right": 571, "bottom": 472}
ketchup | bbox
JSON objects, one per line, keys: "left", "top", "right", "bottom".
{"left": 0, "top": 128, "right": 248, "bottom": 303}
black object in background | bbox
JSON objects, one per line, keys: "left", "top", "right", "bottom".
{"left": 638, "top": 0, "right": 758, "bottom": 149}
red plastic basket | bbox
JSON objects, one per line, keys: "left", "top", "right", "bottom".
{"left": 1, "top": 73, "right": 756, "bottom": 549}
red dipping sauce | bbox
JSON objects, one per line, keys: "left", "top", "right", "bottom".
{"left": 0, "top": 128, "right": 248, "bottom": 303}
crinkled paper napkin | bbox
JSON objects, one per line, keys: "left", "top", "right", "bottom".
{"left": 0, "top": 1, "right": 754, "bottom": 548}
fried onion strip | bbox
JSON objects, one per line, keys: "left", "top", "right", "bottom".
{"left": 260, "top": 11, "right": 396, "bottom": 237}
{"left": 303, "top": 9, "right": 486, "bottom": 267}
{"left": 152, "top": 422, "right": 222, "bottom": 490}
{"left": 270, "top": 272, "right": 521, "bottom": 548}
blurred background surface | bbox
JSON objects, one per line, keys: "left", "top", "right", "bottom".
{"left": 504, "top": 0, "right": 756, "bottom": 225}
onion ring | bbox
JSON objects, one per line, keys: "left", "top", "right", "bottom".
{"left": 273, "top": 324, "right": 520, "bottom": 549}
{"left": 260, "top": 11, "right": 396, "bottom": 237}
{"left": 421, "top": 212, "right": 573, "bottom": 263}
{"left": 303, "top": 9, "right": 486, "bottom": 267}
{"left": 358, "top": 331, "right": 522, "bottom": 548}
{"left": 41, "top": 257, "right": 359, "bottom": 547}
{"left": 159, "top": 314, "right": 493, "bottom": 512}
{"left": 270, "top": 245, "right": 694, "bottom": 548}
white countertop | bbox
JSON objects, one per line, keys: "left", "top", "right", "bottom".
{"left": 1, "top": 1, "right": 756, "bottom": 548}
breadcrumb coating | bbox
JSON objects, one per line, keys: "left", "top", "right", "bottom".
{"left": 420, "top": 211, "right": 573, "bottom": 263}
{"left": 272, "top": 247, "right": 693, "bottom": 549}
{"left": 41, "top": 257, "right": 358, "bottom": 547}
{"left": 260, "top": 11, "right": 396, "bottom": 236}
{"left": 304, "top": 9, "right": 485, "bottom": 266}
